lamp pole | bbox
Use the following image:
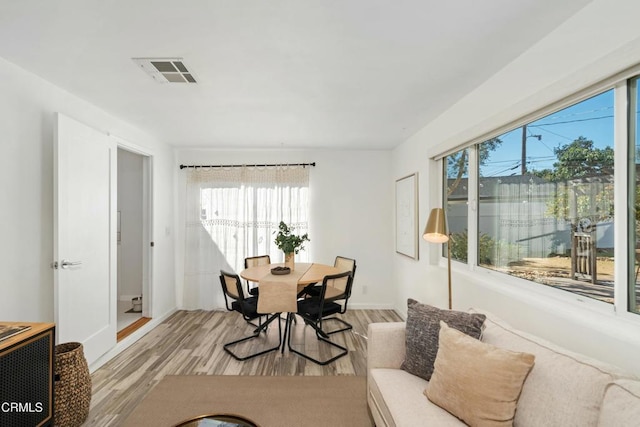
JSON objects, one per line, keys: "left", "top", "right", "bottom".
{"left": 424, "top": 208, "right": 453, "bottom": 310}
{"left": 447, "top": 233, "right": 452, "bottom": 310}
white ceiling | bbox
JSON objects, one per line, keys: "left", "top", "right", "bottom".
{"left": 0, "top": 0, "right": 593, "bottom": 149}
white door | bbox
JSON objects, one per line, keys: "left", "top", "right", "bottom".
{"left": 54, "top": 113, "right": 117, "bottom": 366}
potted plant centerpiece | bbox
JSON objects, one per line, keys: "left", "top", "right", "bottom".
{"left": 274, "top": 221, "right": 309, "bottom": 270}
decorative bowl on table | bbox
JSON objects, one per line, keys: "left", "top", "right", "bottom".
{"left": 270, "top": 266, "right": 291, "bottom": 275}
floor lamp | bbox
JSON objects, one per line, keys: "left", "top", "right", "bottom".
{"left": 423, "top": 208, "right": 452, "bottom": 309}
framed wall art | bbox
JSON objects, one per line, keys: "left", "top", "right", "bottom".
{"left": 395, "top": 172, "right": 418, "bottom": 259}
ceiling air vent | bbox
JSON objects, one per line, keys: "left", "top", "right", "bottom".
{"left": 132, "top": 57, "right": 197, "bottom": 83}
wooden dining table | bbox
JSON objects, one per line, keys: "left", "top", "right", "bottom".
{"left": 240, "top": 262, "right": 349, "bottom": 353}
{"left": 240, "top": 262, "right": 347, "bottom": 300}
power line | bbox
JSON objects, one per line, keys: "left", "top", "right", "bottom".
{"left": 535, "top": 126, "right": 573, "bottom": 142}
{"left": 483, "top": 155, "right": 555, "bottom": 165}
{"left": 529, "top": 114, "right": 613, "bottom": 127}
{"left": 543, "top": 105, "right": 613, "bottom": 122}
{"left": 483, "top": 163, "right": 521, "bottom": 177}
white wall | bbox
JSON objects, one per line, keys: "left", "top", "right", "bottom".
{"left": 0, "top": 56, "right": 176, "bottom": 324}
{"left": 117, "top": 149, "right": 143, "bottom": 300}
{"left": 175, "top": 149, "right": 394, "bottom": 309}
{"left": 392, "top": 0, "right": 640, "bottom": 375}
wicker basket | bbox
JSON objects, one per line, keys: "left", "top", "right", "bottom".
{"left": 54, "top": 342, "right": 91, "bottom": 427}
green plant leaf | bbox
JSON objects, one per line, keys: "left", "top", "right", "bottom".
{"left": 274, "top": 221, "right": 309, "bottom": 254}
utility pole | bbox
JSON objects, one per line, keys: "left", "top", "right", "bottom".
{"left": 521, "top": 125, "right": 541, "bottom": 175}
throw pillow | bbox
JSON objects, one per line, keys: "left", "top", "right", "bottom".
{"left": 426, "top": 321, "right": 535, "bottom": 427}
{"left": 400, "top": 298, "right": 486, "bottom": 381}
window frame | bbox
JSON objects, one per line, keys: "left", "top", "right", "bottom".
{"left": 443, "top": 148, "right": 470, "bottom": 264}
{"left": 622, "top": 77, "right": 640, "bottom": 318}
{"left": 433, "top": 65, "right": 640, "bottom": 319}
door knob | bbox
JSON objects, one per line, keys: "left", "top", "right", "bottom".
{"left": 60, "top": 259, "right": 82, "bottom": 269}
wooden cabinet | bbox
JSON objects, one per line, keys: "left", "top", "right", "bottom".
{"left": 0, "top": 322, "right": 55, "bottom": 427}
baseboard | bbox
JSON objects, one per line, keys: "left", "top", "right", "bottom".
{"left": 347, "top": 302, "right": 396, "bottom": 310}
{"left": 89, "top": 307, "right": 178, "bottom": 373}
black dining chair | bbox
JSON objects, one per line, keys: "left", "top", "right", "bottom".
{"left": 286, "top": 271, "right": 352, "bottom": 365}
{"left": 323, "top": 256, "right": 356, "bottom": 334}
{"left": 244, "top": 255, "right": 271, "bottom": 296}
{"left": 219, "top": 270, "right": 282, "bottom": 361}
{"left": 220, "top": 270, "right": 262, "bottom": 328}
{"left": 301, "top": 256, "right": 356, "bottom": 335}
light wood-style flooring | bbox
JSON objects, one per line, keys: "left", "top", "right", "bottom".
{"left": 87, "top": 308, "right": 402, "bottom": 426}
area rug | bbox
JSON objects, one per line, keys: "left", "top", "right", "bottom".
{"left": 122, "top": 375, "right": 373, "bottom": 427}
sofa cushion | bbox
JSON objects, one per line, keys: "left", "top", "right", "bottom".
{"left": 426, "top": 321, "right": 535, "bottom": 427}
{"left": 401, "top": 299, "right": 486, "bottom": 381}
{"left": 369, "top": 368, "right": 465, "bottom": 427}
{"left": 367, "top": 322, "right": 407, "bottom": 370}
{"left": 598, "top": 379, "right": 640, "bottom": 426}
{"left": 474, "top": 309, "right": 627, "bottom": 427}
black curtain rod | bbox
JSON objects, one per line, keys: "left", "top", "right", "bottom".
{"left": 179, "top": 162, "right": 316, "bottom": 170}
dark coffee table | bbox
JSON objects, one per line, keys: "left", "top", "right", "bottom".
{"left": 174, "top": 413, "right": 258, "bottom": 427}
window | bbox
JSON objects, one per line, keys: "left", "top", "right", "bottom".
{"left": 630, "top": 77, "right": 640, "bottom": 314}
{"left": 195, "top": 167, "right": 310, "bottom": 270}
{"left": 182, "top": 165, "right": 310, "bottom": 309}
{"left": 445, "top": 148, "right": 469, "bottom": 263}
{"left": 445, "top": 88, "right": 621, "bottom": 307}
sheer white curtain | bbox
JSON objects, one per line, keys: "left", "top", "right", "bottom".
{"left": 183, "top": 165, "right": 310, "bottom": 310}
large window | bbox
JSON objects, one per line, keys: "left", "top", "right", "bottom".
{"left": 479, "top": 91, "right": 615, "bottom": 303}
{"left": 443, "top": 84, "right": 631, "bottom": 308}
{"left": 182, "top": 165, "right": 310, "bottom": 309}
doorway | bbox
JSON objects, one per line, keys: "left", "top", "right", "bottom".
{"left": 54, "top": 113, "right": 157, "bottom": 366}
{"left": 116, "top": 147, "right": 152, "bottom": 339}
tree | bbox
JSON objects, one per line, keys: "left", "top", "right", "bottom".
{"left": 447, "top": 137, "right": 502, "bottom": 196}
{"left": 531, "top": 136, "right": 614, "bottom": 182}
{"left": 446, "top": 138, "right": 502, "bottom": 263}
{"left": 530, "top": 136, "right": 614, "bottom": 225}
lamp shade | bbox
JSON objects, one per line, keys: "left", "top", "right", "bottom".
{"left": 423, "top": 208, "right": 449, "bottom": 243}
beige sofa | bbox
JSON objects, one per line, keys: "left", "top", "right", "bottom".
{"left": 367, "top": 309, "right": 640, "bottom": 427}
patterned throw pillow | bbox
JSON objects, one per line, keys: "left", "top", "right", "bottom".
{"left": 400, "top": 298, "right": 486, "bottom": 381}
